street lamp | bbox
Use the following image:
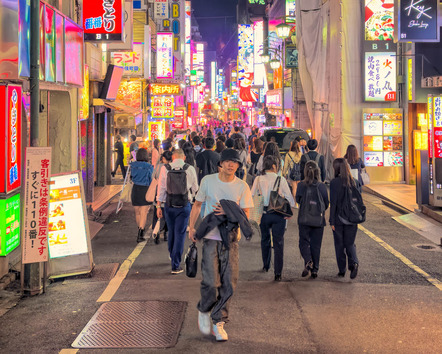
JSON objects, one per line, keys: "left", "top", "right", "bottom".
{"left": 269, "top": 58, "right": 281, "bottom": 70}
{"left": 261, "top": 52, "right": 271, "bottom": 64}
{"left": 276, "top": 22, "right": 292, "bottom": 39}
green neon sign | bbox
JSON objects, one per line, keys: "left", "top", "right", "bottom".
{"left": 0, "top": 193, "right": 21, "bottom": 256}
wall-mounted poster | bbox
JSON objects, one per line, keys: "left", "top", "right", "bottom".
{"left": 364, "top": 152, "right": 384, "bottom": 167}
{"left": 364, "top": 120, "right": 383, "bottom": 135}
{"left": 384, "top": 151, "right": 403, "bottom": 166}
{"left": 364, "top": 136, "right": 383, "bottom": 151}
{"left": 365, "top": 0, "right": 394, "bottom": 40}
{"left": 393, "top": 136, "right": 403, "bottom": 150}
{"left": 383, "top": 121, "right": 402, "bottom": 135}
{"left": 383, "top": 136, "right": 393, "bottom": 151}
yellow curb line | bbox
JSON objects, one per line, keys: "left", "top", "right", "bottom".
{"left": 97, "top": 240, "right": 148, "bottom": 303}
{"left": 358, "top": 225, "right": 442, "bottom": 291}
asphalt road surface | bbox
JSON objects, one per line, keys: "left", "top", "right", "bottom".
{"left": 0, "top": 192, "right": 441, "bottom": 353}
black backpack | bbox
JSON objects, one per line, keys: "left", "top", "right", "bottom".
{"left": 198, "top": 153, "right": 218, "bottom": 183}
{"left": 165, "top": 163, "right": 190, "bottom": 207}
{"left": 304, "top": 152, "right": 322, "bottom": 181}
{"left": 298, "top": 184, "right": 326, "bottom": 227}
{"left": 339, "top": 184, "right": 366, "bottom": 224}
{"left": 287, "top": 154, "right": 301, "bottom": 181}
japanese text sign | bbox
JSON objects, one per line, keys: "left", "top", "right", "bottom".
{"left": 397, "top": 0, "right": 439, "bottom": 42}
{"left": 154, "top": 0, "right": 169, "bottom": 20}
{"left": 364, "top": 52, "right": 397, "bottom": 102}
{"left": 433, "top": 96, "right": 442, "bottom": 127}
{"left": 148, "top": 121, "right": 166, "bottom": 141}
{"left": 0, "top": 193, "right": 21, "bottom": 256}
{"left": 111, "top": 44, "right": 144, "bottom": 77}
{"left": 22, "top": 147, "right": 52, "bottom": 264}
{"left": 434, "top": 127, "right": 442, "bottom": 158}
{"left": 151, "top": 96, "right": 175, "bottom": 119}
{"left": 156, "top": 33, "right": 174, "bottom": 79}
{"left": 83, "top": 0, "right": 124, "bottom": 41}
{"left": 150, "top": 84, "right": 181, "bottom": 95}
{"left": 48, "top": 173, "right": 89, "bottom": 259}
{"left": 0, "top": 85, "right": 22, "bottom": 194}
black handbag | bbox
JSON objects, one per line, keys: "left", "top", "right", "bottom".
{"left": 185, "top": 242, "right": 198, "bottom": 278}
{"left": 267, "top": 177, "right": 293, "bottom": 217}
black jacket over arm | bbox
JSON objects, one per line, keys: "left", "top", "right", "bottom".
{"left": 300, "top": 151, "right": 326, "bottom": 182}
{"left": 195, "top": 199, "right": 253, "bottom": 249}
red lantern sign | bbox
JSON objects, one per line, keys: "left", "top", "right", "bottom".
{"left": 83, "top": 0, "right": 124, "bottom": 41}
{"left": 0, "top": 85, "right": 22, "bottom": 194}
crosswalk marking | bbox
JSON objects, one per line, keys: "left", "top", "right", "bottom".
{"left": 359, "top": 225, "right": 442, "bottom": 291}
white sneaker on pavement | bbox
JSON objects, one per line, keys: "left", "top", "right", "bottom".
{"left": 212, "top": 321, "right": 228, "bottom": 341}
{"left": 198, "top": 311, "right": 211, "bottom": 335}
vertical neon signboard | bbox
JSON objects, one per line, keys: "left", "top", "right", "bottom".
{"left": 0, "top": 85, "right": 22, "bottom": 194}
{"left": 156, "top": 33, "right": 174, "bottom": 79}
{"left": 238, "top": 24, "right": 257, "bottom": 102}
{"left": 83, "top": 0, "right": 124, "bottom": 41}
{"left": 364, "top": 52, "right": 396, "bottom": 102}
{"left": 433, "top": 96, "right": 442, "bottom": 158}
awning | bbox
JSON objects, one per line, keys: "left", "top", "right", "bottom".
{"left": 92, "top": 98, "right": 142, "bottom": 116}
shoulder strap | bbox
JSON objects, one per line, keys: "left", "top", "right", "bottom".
{"left": 314, "top": 153, "right": 321, "bottom": 165}
{"left": 287, "top": 153, "right": 295, "bottom": 164}
{"left": 165, "top": 164, "right": 171, "bottom": 171}
{"left": 183, "top": 163, "right": 190, "bottom": 170}
{"left": 305, "top": 153, "right": 311, "bottom": 162}
{"left": 272, "top": 176, "right": 281, "bottom": 192}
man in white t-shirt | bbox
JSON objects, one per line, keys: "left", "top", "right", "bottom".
{"left": 189, "top": 148, "right": 253, "bottom": 342}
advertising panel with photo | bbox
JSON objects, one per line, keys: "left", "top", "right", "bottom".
{"left": 383, "top": 121, "right": 402, "bottom": 135}
{"left": 364, "top": 0, "right": 394, "bottom": 41}
{"left": 384, "top": 151, "right": 404, "bottom": 166}
{"left": 397, "top": 0, "right": 439, "bottom": 42}
{"left": 48, "top": 173, "right": 89, "bottom": 259}
{"left": 364, "top": 136, "right": 383, "bottom": 151}
{"left": 364, "top": 120, "right": 383, "bottom": 135}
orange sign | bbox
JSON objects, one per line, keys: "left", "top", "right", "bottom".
{"left": 150, "top": 84, "right": 181, "bottom": 95}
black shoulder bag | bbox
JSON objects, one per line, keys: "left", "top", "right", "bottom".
{"left": 267, "top": 177, "right": 293, "bottom": 217}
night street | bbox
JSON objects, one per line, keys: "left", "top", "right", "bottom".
{"left": 0, "top": 192, "right": 440, "bottom": 353}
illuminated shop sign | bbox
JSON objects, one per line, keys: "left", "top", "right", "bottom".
{"left": 286, "top": 0, "right": 296, "bottom": 23}
{"left": 364, "top": 51, "right": 397, "bottom": 102}
{"left": 397, "top": 0, "right": 439, "bottom": 42}
{"left": 117, "top": 81, "right": 142, "bottom": 111}
{"left": 363, "top": 110, "right": 404, "bottom": 167}
{"left": 111, "top": 44, "right": 144, "bottom": 76}
{"left": 151, "top": 96, "right": 175, "bottom": 119}
{"left": 211, "top": 62, "right": 217, "bottom": 100}
{"left": 254, "top": 21, "right": 265, "bottom": 87}
{"left": 156, "top": 33, "right": 174, "bottom": 79}
{"left": 0, "top": 85, "right": 22, "bottom": 194}
{"left": 154, "top": 0, "right": 169, "bottom": 20}
{"left": 79, "top": 65, "right": 89, "bottom": 121}
{"left": 83, "top": 0, "right": 124, "bottom": 41}
{"left": 238, "top": 24, "right": 258, "bottom": 102}
{"left": 148, "top": 121, "right": 166, "bottom": 141}
{"left": 364, "top": 0, "right": 394, "bottom": 41}
{"left": 433, "top": 96, "right": 442, "bottom": 158}
{"left": 266, "top": 90, "right": 282, "bottom": 108}
{"left": 0, "top": 193, "right": 21, "bottom": 256}
{"left": 150, "top": 84, "right": 181, "bottom": 95}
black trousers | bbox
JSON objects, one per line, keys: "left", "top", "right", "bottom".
{"left": 260, "top": 212, "right": 286, "bottom": 275}
{"left": 332, "top": 224, "right": 359, "bottom": 273}
{"left": 113, "top": 156, "right": 126, "bottom": 178}
{"left": 298, "top": 224, "right": 325, "bottom": 272}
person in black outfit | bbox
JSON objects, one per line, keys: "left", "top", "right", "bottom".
{"left": 296, "top": 161, "right": 329, "bottom": 278}
{"left": 299, "top": 139, "right": 326, "bottom": 182}
{"left": 329, "top": 158, "right": 360, "bottom": 279}
{"left": 195, "top": 137, "right": 220, "bottom": 184}
{"left": 112, "top": 135, "right": 126, "bottom": 178}
{"left": 344, "top": 144, "right": 365, "bottom": 187}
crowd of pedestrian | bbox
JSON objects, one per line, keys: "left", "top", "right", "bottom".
{"left": 119, "top": 122, "right": 367, "bottom": 342}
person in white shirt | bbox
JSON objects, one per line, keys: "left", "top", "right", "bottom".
{"left": 157, "top": 149, "right": 198, "bottom": 274}
{"left": 188, "top": 148, "right": 254, "bottom": 342}
{"left": 251, "top": 155, "right": 295, "bottom": 281}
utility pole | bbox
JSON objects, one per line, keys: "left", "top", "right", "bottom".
{"left": 23, "top": 0, "right": 42, "bottom": 295}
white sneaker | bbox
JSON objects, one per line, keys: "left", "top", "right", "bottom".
{"left": 212, "top": 321, "right": 228, "bottom": 341}
{"left": 198, "top": 311, "right": 211, "bottom": 335}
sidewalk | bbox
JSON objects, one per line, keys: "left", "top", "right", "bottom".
{"left": 363, "top": 183, "right": 418, "bottom": 213}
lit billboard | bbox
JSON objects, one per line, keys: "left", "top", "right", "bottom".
{"left": 397, "top": 0, "right": 439, "bottom": 42}
{"left": 238, "top": 24, "right": 258, "bottom": 102}
{"left": 83, "top": 0, "right": 124, "bottom": 41}
{"left": 364, "top": 0, "right": 394, "bottom": 41}
{"left": 156, "top": 33, "right": 174, "bottom": 79}
{"left": 364, "top": 52, "right": 396, "bottom": 102}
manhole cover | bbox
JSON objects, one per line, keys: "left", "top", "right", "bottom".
{"left": 63, "top": 263, "right": 119, "bottom": 284}
{"left": 413, "top": 244, "right": 438, "bottom": 251}
{"left": 72, "top": 301, "right": 187, "bottom": 348}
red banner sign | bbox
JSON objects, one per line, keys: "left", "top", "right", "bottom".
{"left": 83, "top": 0, "right": 124, "bottom": 41}
{"left": 0, "top": 85, "right": 22, "bottom": 194}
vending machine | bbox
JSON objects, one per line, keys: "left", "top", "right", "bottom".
{"left": 428, "top": 95, "right": 442, "bottom": 207}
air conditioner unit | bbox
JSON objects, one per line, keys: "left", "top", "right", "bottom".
{"left": 114, "top": 114, "right": 136, "bottom": 129}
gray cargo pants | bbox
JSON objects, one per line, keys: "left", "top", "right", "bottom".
{"left": 197, "top": 234, "right": 239, "bottom": 324}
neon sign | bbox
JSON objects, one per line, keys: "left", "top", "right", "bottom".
{"left": 83, "top": 0, "right": 124, "bottom": 41}
{"left": 156, "top": 33, "right": 174, "bottom": 79}
{"left": 150, "top": 84, "right": 181, "bottom": 95}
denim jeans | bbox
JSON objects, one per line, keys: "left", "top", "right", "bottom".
{"left": 164, "top": 203, "right": 191, "bottom": 270}
{"left": 197, "top": 235, "right": 239, "bottom": 324}
{"left": 332, "top": 224, "right": 359, "bottom": 273}
{"left": 298, "top": 225, "right": 325, "bottom": 272}
{"left": 260, "top": 212, "right": 286, "bottom": 275}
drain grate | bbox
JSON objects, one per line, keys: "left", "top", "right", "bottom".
{"left": 63, "top": 263, "right": 119, "bottom": 284}
{"left": 72, "top": 301, "right": 187, "bottom": 349}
